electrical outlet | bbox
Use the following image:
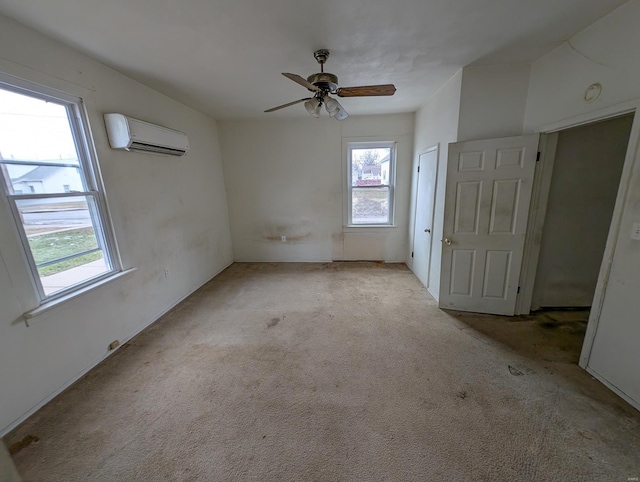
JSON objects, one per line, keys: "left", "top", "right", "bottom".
{"left": 281, "top": 235, "right": 286, "bottom": 243}
{"left": 631, "top": 222, "right": 640, "bottom": 241}
{"left": 108, "top": 340, "right": 120, "bottom": 351}
{"left": 164, "top": 269, "right": 170, "bottom": 277}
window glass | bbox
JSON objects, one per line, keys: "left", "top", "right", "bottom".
{"left": 0, "top": 81, "right": 117, "bottom": 300}
{"left": 352, "top": 186, "right": 390, "bottom": 225}
{"left": 348, "top": 143, "right": 394, "bottom": 225}
{"left": 0, "top": 89, "right": 79, "bottom": 161}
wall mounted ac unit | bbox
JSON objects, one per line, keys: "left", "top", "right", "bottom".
{"left": 104, "top": 113, "right": 189, "bottom": 156}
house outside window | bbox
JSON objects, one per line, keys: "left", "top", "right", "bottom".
{"left": 0, "top": 75, "right": 120, "bottom": 302}
{"left": 347, "top": 141, "right": 395, "bottom": 225}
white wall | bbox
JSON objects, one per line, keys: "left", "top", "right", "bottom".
{"left": 408, "top": 64, "right": 530, "bottom": 299}
{"left": 524, "top": 0, "right": 640, "bottom": 406}
{"left": 524, "top": 1, "right": 640, "bottom": 131}
{"left": 218, "top": 114, "right": 413, "bottom": 262}
{"left": 458, "top": 64, "right": 530, "bottom": 142}
{"left": 409, "top": 70, "right": 462, "bottom": 298}
{"left": 532, "top": 115, "right": 632, "bottom": 308}
{"left": 0, "top": 14, "right": 233, "bottom": 434}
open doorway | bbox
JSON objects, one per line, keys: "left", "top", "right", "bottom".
{"left": 528, "top": 113, "right": 634, "bottom": 341}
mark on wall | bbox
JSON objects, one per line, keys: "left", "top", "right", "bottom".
{"left": 262, "top": 217, "right": 313, "bottom": 241}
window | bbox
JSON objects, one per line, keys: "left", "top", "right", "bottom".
{"left": 0, "top": 76, "right": 119, "bottom": 302}
{"left": 347, "top": 141, "right": 395, "bottom": 225}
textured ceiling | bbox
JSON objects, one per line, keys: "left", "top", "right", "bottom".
{"left": 0, "top": 0, "right": 629, "bottom": 119}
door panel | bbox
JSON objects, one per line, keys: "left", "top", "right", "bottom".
{"left": 459, "top": 151, "right": 485, "bottom": 171}
{"left": 411, "top": 148, "right": 438, "bottom": 290}
{"left": 450, "top": 250, "right": 475, "bottom": 295}
{"left": 489, "top": 180, "right": 520, "bottom": 234}
{"left": 496, "top": 148, "right": 525, "bottom": 168}
{"left": 439, "top": 135, "right": 539, "bottom": 315}
{"left": 454, "top": 182, "right": 481, "bottom": 233}
{"left": 483, "top": 250, "right": 511, "bottom": 299}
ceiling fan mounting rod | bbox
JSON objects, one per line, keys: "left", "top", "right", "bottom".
{"left": 314, "top": 49, "right": 330, "bottom": 73}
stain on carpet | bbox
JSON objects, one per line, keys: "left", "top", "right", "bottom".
{"left": 267, "top": 317, "right": 280, "bottom": 328}
{"left": 509, "top": 365, "right": 536, "bottom": 376}
{"left": 9, "top": 435, "right": 39, "bottom": 455}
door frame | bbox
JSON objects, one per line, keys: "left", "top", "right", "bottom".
{"left": 517, "top": 99, "right": 640, "bottom": 369}
{"left": 411, "top": 144, "right": 439, "bottom": 294}
{"left": 515, "top": 132, "right": 559, "bottom": 315}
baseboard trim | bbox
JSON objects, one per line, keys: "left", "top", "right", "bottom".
{"left": 585, "top": 366, "right": 640, "bottom": 413}
{"left": 233, "top": 259, "right": 408, "bottom": 263}
{"left": 234, "top": 258, "right": 333, "bottom": 263}
{"left": 1, "top": 260, "right": 233, "bottom": 438}
{"left": 427, "top": 287, "right": 439, "bottom": 302}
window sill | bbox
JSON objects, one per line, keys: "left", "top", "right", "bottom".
{"left": 23, "top": 268, "right": 137, "bottom": 319}
{"left": 343, "top": 224, "right": 398, "bottom": 231}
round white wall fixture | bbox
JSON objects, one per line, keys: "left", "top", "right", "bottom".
{"left": 584, "top": 83, "right": 602, "bottom": 103}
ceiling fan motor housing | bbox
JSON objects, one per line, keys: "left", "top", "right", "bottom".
{"left": 307, "top": 72, "right": 339, "bottom": 93}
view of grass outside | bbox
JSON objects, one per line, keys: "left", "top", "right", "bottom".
{"left": 352, "top": 187, "right": 389, "bottom": 224}
{"left": 28, "top": 227, "right": 103, "bottom": 277}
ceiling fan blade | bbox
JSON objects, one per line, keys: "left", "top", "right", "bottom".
{"left": 282, "top": 73, "right": 321, "bottom": 92}
{"left": 264, "top": 97, "right": 312, "bottom": 113}
{"left": 336, "top": 84, "right": 397, "bottom": 97}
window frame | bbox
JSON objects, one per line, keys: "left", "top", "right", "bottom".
{"left": 345, "top": 140, "right": 396, "bottom": 227}
{"left": 0, "top": 74, "right": 122, "bottom": 304}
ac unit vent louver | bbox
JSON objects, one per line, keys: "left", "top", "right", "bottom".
{"left": 129, "top": 142, "right": 188, "bottom": 156}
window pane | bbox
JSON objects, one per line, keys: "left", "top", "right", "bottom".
{"left": 15, "top": 196, "right": 110, "bottom": 295}
{"left": 36, "top": 254, "right": 107, "bottom": 296}
{"left": 3, "top": 162, "right": 84, "bottom": 194}
{"left": 351, "top": 148, "right": 391, "bottom": 187}
{"left": 352, "top": 187, "right": 390, "bottom": 224}
{"left": 0, "top": 87, "right": 84, "bottom": 193}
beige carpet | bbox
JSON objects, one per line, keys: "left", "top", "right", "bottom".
{"left": 6, "top": 263, "right": 640, "bottom": 481}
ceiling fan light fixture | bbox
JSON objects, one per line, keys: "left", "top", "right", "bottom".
{"left": 333, "top": 107, "right": 349, "bottom": 121}
{"left": 304, "top": 98, "right": 321, "bottom": 117}
{"left": 325, "top": 97, "right": 339, "bottom": 115}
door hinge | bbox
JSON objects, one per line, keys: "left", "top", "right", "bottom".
{"left": 417, "top": 165, "right": 420, "bottom": 173}
{"left": 536, "top": 151, "right": 541, "bottom": 162}
{"left": 517, "top": 286, "right": 521, "bottom": 294}
{"left": 411, "top": 251, "right": 414, "bottom": 258}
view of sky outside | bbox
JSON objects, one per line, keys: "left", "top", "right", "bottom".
{"left": 351, "top": 148, "right": 389, "bottom": 165}
{"left": 0, "top": 88, "right": 85, "bottom": 195}
{"left": 0, "top": 88, "right": 78, "bottom": 163}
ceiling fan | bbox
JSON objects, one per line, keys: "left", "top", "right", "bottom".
{"left": 264, "top": 49, "right": 397, "bottom": 120}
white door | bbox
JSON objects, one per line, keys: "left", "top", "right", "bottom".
{"left": 412, "top": 147, "right": 438, "bottom": 290}
{"left": 439, "top": 135, "right": 539, "bottom": 315}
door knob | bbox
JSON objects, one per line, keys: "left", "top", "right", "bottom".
{"left": 443, "top": 238, "right": 452, "bottom": 245}
{"left": 424, "top": 228, "right": 431, "bottom": 233}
